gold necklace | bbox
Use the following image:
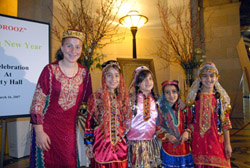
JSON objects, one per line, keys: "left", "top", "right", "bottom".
{"left": 59, "top": 62, "right": 78, "bottom": 101}
{"left": 59, "top": 61, "right": 78, "bottom": 77}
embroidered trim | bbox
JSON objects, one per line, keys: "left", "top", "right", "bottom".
{"left": 110, "top": 93, "right": 119, "bottom": 148}
{"left": 193, "top": 154, "right": 231, "bottom": 168}
{"left": 143, "top": 94, "right": 151, "bottom": 121}
{"left": 199, "top": 94, "right": 212, "bottom": 137}
{"left": 169, "top": 108, "right": 180, "bottom": 127}
{"left": 55, "top": 65, "right": 85, "bottom": 110}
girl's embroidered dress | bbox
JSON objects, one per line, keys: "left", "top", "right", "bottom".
{"left": 156, "top": 101, "right": 194, "bottom": 168}
{"left": 30, "top": 61, "right": 92, "bottom": 168}
{"left": 84, "top": 60, "right": 131, "bottom": 168}
{"left": 84, "top": 89, "right": 130, "bottom": 167}
{"left": 188, "top": 93, "right": 232, "bottom": 168}
{"left": 127, "top": 92, "right": 161, "bottom": 168}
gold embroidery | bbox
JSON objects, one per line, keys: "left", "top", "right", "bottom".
{"left": 110, "top": 93, "right": 118, "bottom": 147}
{"left": 199, "top": 94, "right": 212, "bottom": 137}
{"left": 143, "top": 94, "right": 151, "bottom": 121}
{"left": 30, "top": 84, "right": 47, "bottom": 114}
{"left": 55, "top": 66, "right": 86, "bottom": 110}
{"left": 193, "top": 154, "right": 231, "bottom": 168}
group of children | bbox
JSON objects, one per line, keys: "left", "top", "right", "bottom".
{"left": 84, "top": 60, "right": 232, "bottom": 168}
{"left": 29, "top": 28, "right": 232, "bottom": 168}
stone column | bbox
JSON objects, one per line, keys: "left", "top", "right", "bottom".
{"left": 203, "top": 0, "right": 243, "bottom": 118}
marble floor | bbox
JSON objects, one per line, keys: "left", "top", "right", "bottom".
{"left": 3, "top": 118, "right": 250, "bottom": 168}
{"left": 230, "top": 119, "right": 250, "bottom": 168}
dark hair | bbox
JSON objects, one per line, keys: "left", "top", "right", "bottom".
{"left": 133, "top": 70, "right": 158, "bottom": 116}
{"left": 135, "top": 70, "right": 150, "bottom": 87}
{"left": 162, "top": 84, "right": 180, "bottom": 100}
{"left": 102, "top": 60, "right": 121, "bottom": 73}
{"left": 55, "top": 38, "right": 66, "bottom": 61}
{"left": 195, "top": 82, "right": 220, "bottom": 101}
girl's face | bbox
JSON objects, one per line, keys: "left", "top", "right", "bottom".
{"left": 200, "top": 71, "right": 218, "bottom": 92}
{"left": 164, "top": 85, "right": 178, "bottom": 106}
{"left": 105, "top": 67, "right": 120, "bottom": 91}
{"left": 139, "top": 74, "right": 154, "bottom": 95}
{"left": 61, "top": 37, "right": 82, "bottom": 63}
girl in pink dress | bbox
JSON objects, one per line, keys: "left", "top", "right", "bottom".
{"left": 127, "top": 66, "right": 161, "bottom": 168}
{"left": 186, "top": 62, "right": 232, "bottom": 168}
{"left": 30, "top": 29, "right": 92, "bottom": 168}
{"left": 84, "top": 60, "right": 132, "bottom": 168}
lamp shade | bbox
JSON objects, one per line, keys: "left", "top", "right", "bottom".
{"left": 119, "top": 10, "right": 148, "bottom": 28}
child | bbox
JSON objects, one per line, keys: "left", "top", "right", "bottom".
{"left": 84, "top": 60, "right": 132, "bottom": 167}
{"left": 156, "top": 80, "right": 194, "bottom": 168}
{"left": 186, "top": 62, "right": 232, "bottom": 168}
{"left": 29, "top": 29, "right": 92, "bottom": 167}
{"left": 127, "top": 66, "right": 161, "bottom": 168}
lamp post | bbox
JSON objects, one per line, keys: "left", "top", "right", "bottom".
{"left": 119, "top": 10, "right": 148, "bottom": 59}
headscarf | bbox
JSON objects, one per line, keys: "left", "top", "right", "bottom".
{"left": 128, "top": 66, "right": 151, "bottom": 93}
{"left": 157, "top": 80, "right": 181, "bottom": 140}
{"left": 186, "top": 62, "right": 231, "bottom": 120}
{"left": 91, "top": 60, "right": 131, "bottom": 141}
{"left": 128, "top": 66, "right": 157, "bottom": 117}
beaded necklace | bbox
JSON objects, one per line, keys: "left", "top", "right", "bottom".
{"left": 143, "top": 94, "right": 151, "bottom": 121}
{"left": 109, "top": 92, "right": 119, "bottom": 152}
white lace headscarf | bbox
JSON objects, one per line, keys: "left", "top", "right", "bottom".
{"left": 186, "top": 62, "right": 231, "bottom": 118}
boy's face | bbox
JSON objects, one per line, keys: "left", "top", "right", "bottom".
{"left": 200, "top": 71, "right": 218, "bottom": 92}
{"left": 164, "top": 85, "right": 178, "bottom": 106}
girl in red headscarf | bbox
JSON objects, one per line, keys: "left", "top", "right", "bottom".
{"left": 84, "top": 60, "right": 131, "bottom": 168}
{"left": 156, "top": 80, "right": 194, "bottom": 168}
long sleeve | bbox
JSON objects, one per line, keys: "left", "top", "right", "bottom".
{"left": 84, "top": 94, "right": 96, "bottom": 145}
{"left": 156, "top": 125, "right": 167, "bottom": 140}
{"left": 186, "top": 105, "right": 194, "bottom": 133}
{"left": 30, "top": 64, "right": 52, "bottom": 124}
{"left": 222, "top": 111, "right": 232, "bottom": 130}
{"left": 84, "top": 113, "right": 95, "bottom": 145}
{"left": 82, "top": 69, "right": 92, "bottom": 103}
{"left": 156, "top": 108, "right": 168, "bottom": 140}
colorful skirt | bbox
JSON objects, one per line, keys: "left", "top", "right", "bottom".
{"left": 127, "top": 139, "right": 161, "bottom": 168}
{"left": 161, "top": 147, "right": 194, "bottom": 168}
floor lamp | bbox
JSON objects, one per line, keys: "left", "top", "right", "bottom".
{"left": 119, "top": 10, "right": 148, "bottom": 59}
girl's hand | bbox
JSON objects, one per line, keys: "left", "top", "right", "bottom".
{"left": 86, "top": 145, "right": 94, "bottom": 158}
{"left": 179, "top": 131, "right": 189, "bottom": 144}
{"left": 223, "top": 129, "right": 232, "bottom": 159}
{"left": 177, "top": 99, "right": 185, "bottom": 110}
{"left": 167, "top": 134, "right": 179, "bottom": 144}
{"left": 224, "top": 143, "right": 232, "bottom": 159}
{"left": 34, "top": 125, "right": 51, "bottom": 151}
{"left": 36, "top": 130, "right": 51, "bottom": 151}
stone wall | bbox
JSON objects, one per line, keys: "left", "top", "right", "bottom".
{"left": 203, "top": 0, "right": 243, "bottom": 118}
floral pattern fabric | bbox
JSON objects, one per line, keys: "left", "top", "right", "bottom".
{"left": 84, "top": 89, "right": 130, "bottom": 167}
{"left": 188, "top": 93, "right": 232, "bottom": 168}
{"left": 30, "top": 61, "right": 92, "bottom": 168}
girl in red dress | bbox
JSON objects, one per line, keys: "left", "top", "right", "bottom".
{"left": 30, "top": 29, "right": 92, "bottom": 168}
{"left": 156, "top": 80, "right": 194, "bottom": 168}
{"left": 84, "top": 60, "right": 132, "bottom": 168}
{"left": 186, "top": 62, "right": 232, "bottom": 168}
